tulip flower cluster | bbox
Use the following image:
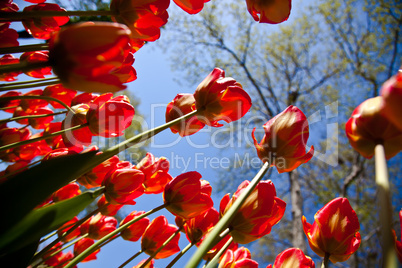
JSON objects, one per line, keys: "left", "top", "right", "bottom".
{"left": 1, "top": 0, "right": 396, "bottom": 267}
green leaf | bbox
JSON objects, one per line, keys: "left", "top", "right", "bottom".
{"left": 0, "top": 150, "right": 99, "bottom": 233}
{"left": 0, "top": 187, "right": 104, "bottom": 255}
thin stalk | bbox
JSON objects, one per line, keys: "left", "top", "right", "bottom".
{"left": 186, "top": 161, "right": 270, "bottom": 268}
{"left": 0, "top": 80, "right": 60, "bottom": 91}
{"left": 374, "top": 143, "right": 398, "bottom": 268}
{"left": 0, "top": 110, "right": 67, "bottom": 124}
{"left": 31, "top": 207, "right": 102, "bottom": 264}
{"left": 0, "top": 77, "right": 58, "bottom": 88}
{"left": 321, "top": 252, "right": 329, "bottom": 268}
{"left": 39, "top": 230, "right": 58, "bottom": 244}
{"left": 0, "top": 43, "right": 49, "bottom": 54}
{"left": 49, "top": 234, "right": 88, "bottom": 258}
{"left": 139, "top": 227, "right": 183, "bottom": 268}
{"left": 0, "top": 159, "right": 41, "bottom": 181}
{"left": 204, "top": 235, "right": 233, "bottom": 268}
{"left": 0, "top": 95, "right": 74, "bottom": 113}
{"left": 0, "top": 105, "right": 18, "bottom": 110}
{"left": 118, "top": 250, "right": 143, "bottom": 268}
{"left": 64, "top": 203, "right": 167, "bottom": 268}
{"left": 0, "top": 10, "right": 115, "bottom": 21}
{"left": 0, "top": 61, "right": 50, "bottom": 76}
{"left": 166, "top": 243, "right": 195, "bottom": 268}
{"left": 0, "top": 123, "right": 87, "bottom": 152}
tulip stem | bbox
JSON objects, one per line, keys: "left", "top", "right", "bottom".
{"left": 118, "top": 250, "right": 143, "bottom": 268}
{"left": 0, "top": 79, "right": 60, "bottom": 92}
{"left": 0, "top": 110, "right": 67, "bottom": 124}
{"left": 0, "top": 77, "right": 58, "bottom": 87}
{"left": 0, "top": 123, "right": 88, "bottom": 152}
{"left": 374, "top": 143, "right": 398, "bottom": 268}
{"left": 64, "top": 203, "right": 167, "bottom": 268}
{"left": 166, "top": 242, "right": 195, "bottom": 268}
{"left": 204, "top": 235, "right": 234, "bottom": 268}
{"left": 186, "top": 161, "right": 270, "bottom": 268}
{"left": 139, "top": 227, "right": 183, "bottom": 268}
{"left": 0, "top": 95, "right": 74, "bottom": 113}
{"left": 0, "top": 61, "right": 50, "bottom": 76}
{"left": 321, "top": 252, "right": 330, "bottom": 268}
{"left": 0, "top": 10, "right": 115, "bottom": 21}
{"left": 0, "top": 43, "right": 49, "bottom": 54}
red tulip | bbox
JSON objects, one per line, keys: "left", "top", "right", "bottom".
{"left": 97, "top": 195, "right": 124, "bottom": 216}
{"left": 81, "top": 213, "right": 118, "bottom": 240}
{"left": 0, "top": 54, "right": 21, "bottom": 81}
{"left": 42, "top": 148, "right": 79, "bottom": 161}
{"left": 252, "top": 105, "right": 314, "bottom": 173}
{"left": 86, "top": 93, "right": 135, "bottom": 137}
{"left": 43, "top": 84, "right": 77, "bottom": 109}
{"left": 0, "top": 0, "right": 19, "bottom": 12}
{"left": 268, "top": 248, "right": 315, "bottom": 268}
{"left": 74, "top": 238, "right": 100, "bottom": 262}
{"left": 49, "top": 22, "right": 134, "bottom": 93}
{"left": 220, "top": 180, "right": 285, "bottom": 244}
{"left": 45, "top": 249, "right": 75, "bottom": 268}
{"left": 0, "top": 90, "right": 21, "bottom": 112}
{"left": 163, "top": 171, "right": 213, "bottom": 219}
{"left": 302, "top": 197, "right": 361, "bottom": 263}
{"left": 57, "top": 216, "right": 81, "bottom": 242}
{"left": 345, "top": 96, "right": 402, "bottom": 159}
{"left": 184, "top": 207, "right": 219, "bottom": 243}
{"left": 22, "top": 3, "right": 69, "bottom": 40}
{"left": 120, "top": 210, "right": 150, "bottom": 242}
{"left": 141, "top": 215, "right": 181, "bottom": 259}
{"left": 393, "top": 209, "right": 402, "bottom": 263}
{"left": 133, "top": 259, "right": 155, "bottom": 268}
{"left": 194, "top": 68, "right": 252, "bottom": 127}
{"left": 200, "top": 233, "right": 238, "bottom": 262}
{"left": 381, "top": 70, "right": 402, "bottom": 131}
{"left": 102, "top": 167, "right": 144, "bottom": 205}
{"left": 71, "top": 92, "right": 99, "bottom": 106}
{"left": 0, "top": 160, "right": 29, "bottom": 183}
{"left": 0, "top": 25, "right": 19, "bottom": 48}
{"left": 245, "top": 0, "right": 291, "bottom": 24}
{"left": 165, "top": 93, "right": 205, "bottom": 137}
{"left": 219, "top": 247, "right": 258, "bottom": 268}
{"left": 20, "top": 51, "right": 52, "bottom": 78}
{"left": 110, "top": 0, "right": 170, "bottom": 42}
{"left": 61, "top": 103, "right": 93, "bottom": 147}
{"left": 20, "top": 89, "right": 48, "bottom": 112}
{"left": 172, "top": 0, "right": 210, "bottom": 14}
{"left": 136, "top": 152, "right": 173, "bottom": 194}
{"left": 52, "top": 182, "right": 81, "bottom": 202}
{"left": 28, "top": 106, "right": 54, "bottom": 129}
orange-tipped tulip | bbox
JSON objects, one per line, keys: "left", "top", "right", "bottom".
{"left": 381, "top": 70, "right": 402, "bottom": 131}
{"left": 268, "top": 248, "right": 315, "bottom": 268}
{"left": 172, "top": 0, "right": 210, "bottom": 14}
{"left": 163, "top": 171, "right": 213, "bottom": 219}
{"left": 73, "top": 238, "right": 100, "bottom": 262}
{"left": 219, "top": 180, "right": 286, "bottom": 244}
{"left": 302, "top": 197, "right": 361, "bottom": 263}
{"left": 120, "top": 210, "right": 150, "bottom": 242}
{"left": 194, "top": 68, "right": 252, "bottom": 127}
{"left": 219, "top": 247, "right": 258, "bottom": 268}
{"left": 184, "top": 207, "right": 219, "bottom": 243}
{"left": 245, "top": 0, "right": 291, "bottom": 24}
{"left": 252, "top": 105, "right": 314, "bottom": 173}
{"left": 345, "top": 96, "right": 402, "bottom": 159}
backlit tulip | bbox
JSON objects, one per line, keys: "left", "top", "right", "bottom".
{"left": 165, "top": 93, "right": 205, "bottom": 137}
{"left": 194, "top": 68, "right": 252, "bottom": 127}
{"left": 0, "top": 25, "right": 19, "bottom": 48}
{"left": 345, "top": 96, "right": 402, "bottom": 159}
{"left": 120, "top": 210, "right": 150, "bottom": 242}
{"left": 0, "top": 54, "right": 21, "bottom": 81}
{"left": 141, "top": 215, "right": 181, "bottom": 259}
{"left": 52, "top": 182, "right": 81, "bottom": 202}
{"left": 74, "top": 238, "right": 100, "bottom": 262}
{"left": 110, "top": 0, "right": 170, "bottom": 42}
{"left": 49, "top": 22, "right": 134, "bottom": 93}
{"left": 82, "top": 213, "right": 118, "bottom": 240}
{"left": 0, "top": 0, "right": 19, "bottom": 12}
{"left": 381, "top": 70, "right": 402, "bottom": 131}
{"left": 61, "top": 103, "right": 93, "bottom": 147}
{"left": 28, "top": 106, "right": 54, "bottom": 129}
{"left": 220, "top": 180, "right": 286, "bottom": 244}
{"left": 393, "top": 209, "right": 402, "bottom": 263}
{"left": 245, "top": 0, "right": 291, "bottom": 24}
{"left": 22, "top": 3, "right": 69, "bottom": 39}
{"left": 71, "top": 92, "right": 99, "bottom": 107}
{"left": 302, "top": 197, "right": 361, "bottom": 263}
{"left": 20, "top": 51, "right": 52, "bottom": 78}
{"left": 163, "top": 171, "right": 213, "bottom": 219}
{"left": 43, "top": 84, "right": 77, "bottom": 109}
{"left": 184, "top": 207, "right": 219, "bottom": 243}
{"left": 86, "top": 93, "right": 135, "bottom": 137}
{"left": 102, "top": 167, "right": 144, "bottom": 205}
{"left": 97, "top": 195, "right": 124, "bottom": 216}
{"left": 0, "top": 90, "right": 20, "bottom": 112}
{"left": 219, "top": 247, "right": 259, "bottom": 268}
{"left": 20, "top": 89, "right": 48, "bottom": 112}
{"left": 252, "top": 105, "right": 314, "bottom": 173}
{"left": 57, "top": 217, "right": 81, "bottom": 242}
{"left": 136, "top": 152, "right": 173, "bottom": 194}
{"left": 133, "top": 259, "right": 155, "bottom": 268}
{"left": 173, "top": 0, "right": 210, "bottom": 14}
{"left": 268, "top": 248, "right": 315, "bottom": 268}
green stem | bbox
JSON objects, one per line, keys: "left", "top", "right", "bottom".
{"left": 321, "top": 252, "right": 330, "bottom": 268}
{"left": 64, "top": 203, "right": 167, "bottom": 268}
{"left": 166, "top": 243, "right": 195, "bottom": 268}
{"left": 31, "top": 207, "right": 102, "bottom": 265}
{"left": 0, "top": 43, "right": 49, "bottom": 54}
{"left": 118, "top": 250, "right": 143, "bottom": 268}
{"left": 139, "top": 227, "right": 183, "bottom": 268}
{"left": 0, "top": 10, "right": 115, "bottom": 21}
{"left": 0, "top": 110, "right": 67, "bottom": 124}
{"left": 0, "top": 77, "right": 58, "bottom": 88}
{"left": 185, "top": 161, "right": 270, "bottom": 268}
{"left": 50, "top": 234, "right": 88, "bottom": 258}
{"left": 0, "top": 123, "right": 87, "bottom": 152}
{"left": 204, "top": 235, "right": 233, "bottom": 268}
{"left": 39, "top": 230, "right": 57, "bottom": 244}
{"left": 374, "top": 143, "right": 398, "bottom": 268}
{"left": 0, "top": 61, "right": 50, "bottom": 76}
{"left": 0, "top": 95, "right": 74, "bottom": 113}
{"left": 0, "top": 80, "right": 60, "bottom": 91}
